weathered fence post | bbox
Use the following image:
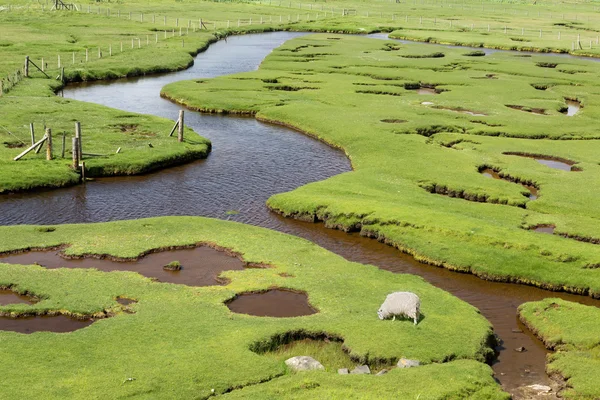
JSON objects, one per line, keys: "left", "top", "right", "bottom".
{"left": 75, "top": 121, "right": 82, "bottom": 162}
{"left": 30, "top": 123, "right": 35, "bottom": 145}
{"left": 46, "top": 128, "right": 53, "bottom": 161}
{"left": 61, "top": 132, "right": 66, "bottom": 158}
{"left": 177, "top": 110, "right": 184, "bottom": 142}
{"left": 24, "top": 56, "right": 29, "bottom": 77}
{"left": 72, "top": 137, "right": 80, "bottom": 169}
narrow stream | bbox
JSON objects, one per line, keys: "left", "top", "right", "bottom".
{"left": 1, "top": 32, "right": 598, "bottom": 396}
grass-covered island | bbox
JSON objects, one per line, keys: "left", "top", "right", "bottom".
{"left": 0, "top": 217, "right": 506, "bottom": 399}
{"left": 162, "top": 33, "right": 600, "bottom": 296}
{"left": 519, "top": 299, "right": 600, "bottom": 400}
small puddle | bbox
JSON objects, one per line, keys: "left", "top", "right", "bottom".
{"left": 116, "top": 298, "right": 137, "bottom": 306}
{"left": 533, "top": 225, "right": 555, "bottom": 234}
{"left": 564, "top": 99, "right": 581, "bottom": 117}
{"left": 0, "top": 246, "right": 245, "bottom": 287}
{"left": 416, "top": 87, "right": 438, "bottom": 95}
{"left": 480, "top": 168, "right": 538, "bottom": 200}
{"left": 0, "top": 289, "right": 36, "bottom": 305}
{"left": 226, "top": 289, "right": 317, "bottom": 317}
{"left": 503, "top": 153, "right": 576, "bottom": 171}
{"left": 506, "top": 105, "right": 546, "bottom": 115}
{"left": 0, "top": 314, "right": 95, "bottom": 334}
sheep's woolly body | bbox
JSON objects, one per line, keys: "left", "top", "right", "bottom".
{"left": 377, "top": 292, "right": 420, "bottom": 325}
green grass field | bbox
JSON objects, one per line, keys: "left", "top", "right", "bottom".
{"left": 519, "top": 299, "right": 600, "bottom": 400}
{"left": 162, "top": 33, "right": 600, "bottom": 296}
{"left": 3, "top": 0, "right": 600, "bottom": 397}
{"left": 0, "top": 217, "right": 505, "bottom": 399}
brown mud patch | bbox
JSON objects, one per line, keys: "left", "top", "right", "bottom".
{"left": 532, "top": 225, "right": 555, "bottom": 234}
{"left": 226, "top": 289, "right": 317, "bottom": 317}
{"left": 416, "top": 87, "right": 438, "bottom": 95}
{"left": 3, "top": 141, "right": 25, "bottom": 149}
{"left": 0, "top": 245, "right": 250, "bottom": 287}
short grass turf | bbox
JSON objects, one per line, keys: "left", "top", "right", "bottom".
{"left": 518, "top": 298, "right": 600, "bottom": 400}
{"left": 161, "top": 33, "right": 600, "bottom": 297}
{"left": 0, "top": 216, "right": 504, "bottom": 399}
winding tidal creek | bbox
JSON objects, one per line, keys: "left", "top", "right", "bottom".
{"left": 1, "top": 32, "right": 598, "bottom": 397}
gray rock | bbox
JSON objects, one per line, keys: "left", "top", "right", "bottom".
{"left": 397, "top": 358, "right": 420, "bottom": 368}
{"left": 284, "top": 356, "right": 324, "bottom": 372}
{"left": 375, "top": 369, "right": 389, "bottom": 376}
{"left": 526, "top": 384, "right": 552, "bottom": 394}
{"left": 338, "top": 368, "right": 349, "bottom": 375}
{"left": 350, "top": 365, "right": 371, "bottom": 374}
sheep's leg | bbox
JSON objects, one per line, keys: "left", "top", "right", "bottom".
{"left": 392, "top": 316, "right": 396, "bottom": 321}
{"left": 414, "top": 317, "right": 417, "bottom": 325}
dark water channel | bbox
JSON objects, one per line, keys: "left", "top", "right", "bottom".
{"left": 0, "top": 32, "right": 599, "bottom": 395}
{"left": 481, "top": 168, "right": 538, "bottom": 200}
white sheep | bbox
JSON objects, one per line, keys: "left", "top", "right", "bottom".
{"left": 377, "top": 292, "right": 420, "bottom": 325}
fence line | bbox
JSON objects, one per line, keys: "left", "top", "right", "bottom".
{"left": 2, "top": 4, "right": 600, "bottom": 96}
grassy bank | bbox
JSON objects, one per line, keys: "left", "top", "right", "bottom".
{"left": 4, "top": 0, "right": 600, "bottom": 192}
{"left": 162, "top": 33, "right": 600, "bottom": 296}
{"left": 518, "top": 299, "right": 600, "bottom": 399}
{"left": 0, "top": 216, "right": 504, "bottom": 398}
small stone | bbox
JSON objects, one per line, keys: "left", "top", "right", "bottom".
{"left": 515, "top": 346, "right": 527, "bottom": 352}
{"left": 397, "top": 358, "right": 420, "bottom": 368}
{"left": 338, "top": 368, "right": 349, "bottom": 375}
{"left": 421, "top": 101, "right": 434, "bottom": 106}
{"left": 375, "top": 369, "right": 389, "bottom": 376}
{"left": 350, "top": 365, "right": 370, "bottom": 374}
{"left": 526, "top": 384, "right": 552, "bottom": 394}
{"left": 285, "top": 356, "right": 324, "bottom": 372}
{"left": 512, "top": 329, "right": 523, "bottom": 333}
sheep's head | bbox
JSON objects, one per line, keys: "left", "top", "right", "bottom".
{"left": 377, "top": 309, "right": 385, "bottom": 320}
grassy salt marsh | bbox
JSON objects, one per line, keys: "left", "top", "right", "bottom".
{"left": 0, "top": 217, "right": 505, "bottom": 399}
{"left": 519, "top": 298, "right": 600, "bottom": 400}
{"left": 3, "top": 0, "right": 600, "bottom": 191}
{"left": 162, "top": 33, "right": 600, "bottom": 296}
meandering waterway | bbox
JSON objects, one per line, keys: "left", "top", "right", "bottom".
{"left": 1, "top": 32, "right": 598, "bottom": 397}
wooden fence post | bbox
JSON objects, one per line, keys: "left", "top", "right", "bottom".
{"left": 61, "top": 132, "right": 66, "bottom": 158}
{"left": 30, "top": 123, "right": 35, "bottom": 145}
{"left": 24, "top": 56, "right": 29, "bottom": 77}
{"left": 72, "top": 137, "right": 79, "bottom": 169}
{"left": 46, "top": 128, "right": 53, "bottom": 160}
{"left": 177, "top": 110, "right": 184, "bottom": 142}
{"left": 75, "top": 121, "right": 82, "bottom": 162}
